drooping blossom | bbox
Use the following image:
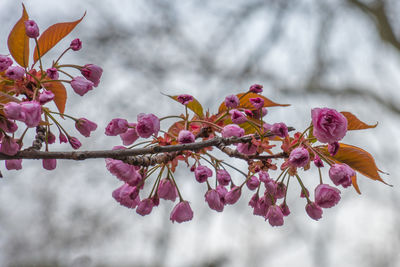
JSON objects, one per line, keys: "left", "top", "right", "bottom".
{"left": 305, "top": 202, "right": 323, "bottom": 221}
{"left": 194, "top": 165, "right": 212, "bottom": 183}
{"left": 216, "top": 169, "right": 231, "bottom": 186}
{"left": 39, "top": 90, "right": 55, "bottom": 105}
{"left": 236, "top": 142, "right": 257, "bottom": 155}
{"left": 76, "top": 118, "right": 98, "bottom": 137}
{"left": 246, "top": 176, "right": 260, "bottom": 191}
{"left": 224, "top": 186, "right": 241, "bottom": 205}
{"left": 0, "top": 55, "right": 13, "bottom": 72}
{"left": 270, "top": 122, "right": 288, "bottom": 138}
{"left": 266, "top": 205, "right": 284, "bottom": 226}
{"left": 105, "top": 118, "right": 128, "bottom": 136}
{"left": 170, "top": 201, "right": 194, "bottom": 223}
{"left": 328, "top": 163, "right": 355, "bottom": 188}
{"left": 5, "top": 159, "right": 22, "bottom": 170}
{"left": 249, "top": 97, "right": 264, "bottom": 109}
{"left": 81, "top": 64, "right": 103, "bottom": 87}
{"left": 230, "top": 109, "right": 247, "bottom": 124}
{"left": 5, "top": 66, "right": 25, "bottom": 80}
{"left": 288, "top": 147, "right": 310, "bottom": 168}
{"left": 157, "top": 178, "right": 178, "bottom": 202}
{"left": 205, "top": 189, "right": 224, "bottom": 212}
{"left": 112, "top": 184, "right": 140, "bottom": 209}
{"left": 328, "top": 141, "right": 340, "bottom": 156}
{"left": 71, "top": 76, "right": 94, "bottom": 96}
{"left": 120, "top": 123, "right": 139, "bottom": 146}
{"left": 42, "top": 159, "right": 57, "bottom": 170}
{"left": 136, "top": 198, "right": 154, "bottom": 216}
{"left": 136, "top": 113, "right": 160, "bottom": 138}
{"left": 46, "top": 68, "right": 59, "bottom": 80}
{"left": 315, "top": 184, "right": 341, "bottom": 208}
{"left": 70, "top": 38, "right": 82, "bottom": 51}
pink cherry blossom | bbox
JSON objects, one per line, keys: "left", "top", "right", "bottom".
{"left": 0, "top": 55, "right": 12, "bottom": 72}
{"left": 39, "top": 90, "right": 55, "bottom": 105}
{"left": 136, "top": 113, "right": 160, "bottom": 138}
{"left": 249, "top": 97, "right": 264, "bottom": 109}
{"left": 246, "top": 176, "right": 260, "bottom": 191}
{"left": 46, "top": 68, "right": 59, "bottom": 80}
{"left": 70, "top": 38, "right": 82, "bottom": 51}
{"left": 216, "top": 169, "right": 231, "bottom": 186}
{"left": 225, "top": 94, "right": 239, "bottom": 108}
{"left": 24, "top": 20, "right": 39, "bottom": 38}
{"left": 178, "top": 130, "right": 195, "bottom": 144}
{"left": 119, "top": 123, "right": 139, "bottom": 145}
{"left": 194, "top": 165, "right": 212, "bottom": 183}
{"left": 71, "top": 76, "right": 94, "bottom": 96}
{"left": 5, "top": 66, "right": 25, "bottom": 80}
{"left": 224, "top": 186, "right": 241, "bottom": 205}
{"left": 136, "top": 198, "right": 154, "bottom": 216}
{"left": 170, "top": 201, "right": 194, "bottom": 223}
{"left": 205, "top": 189, "right": 224, "bottom": 212}
{"left": 75, "top": 118, "right": 98, "bottom": 137}
{"left": 306, "top": 202, "right": 323, "bottom": 221}
{"left": 105, "top": 118, "right": 128, "bottom": 136}
{"left": 249, "top": 84, "right": 263, "bottom": 93}
{"left": 177, "top": 94, "right": 193, "bottom": 105}
{"left": 266, "top": 205, "right": 284, "bottom": 226}
{"left": 42, "top": 159, "right": 57, "bottom": 170}
{"left": 311, "top": 107, "right": 348, "bottom": 143}
{"left": 236, "top": 142, "right": 257, "bottom": 155}
{"left": 157, "top": 178, "right": 178, "bottom": 202}
{"left": 5, "top": 159, "right": 22, "bottom": 170}
{"left": 81, "top": 64, "right": 103, "bottom": 87}
{"left": 288, "top": 147, "right": 310, "bottom": 168}
{"left": 221, "top": 124, "right": 244, "bottom": 138}
{"left": 328, "top": 163, "right": 355, "bottom": 188}
{"left": 315, "top": 184, "right": 341, "bottom": 208}
{"left": 230, "top": 109, "right": 247, "bottom": 124}
{"left": 112, "top": 184, "right": 140, "bottom": 209}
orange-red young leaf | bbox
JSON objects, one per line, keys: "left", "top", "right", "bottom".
{"left": 33, "top": 12, "right": 86, "bottom": 63}
{"left": 351, "top": 174, "right": 361, "bottom": 195}
{"left": 318, "top": 143, "right": 389, "bottom": 186}
{"left": 43, "top": 81, "right": 67, "bottom": 115}
{"left": 341, "top": 111, "right": 378, "bottom": 130}
{"left": 7, "top": 4, "right": 30, "bottom": 68}
{"left": 218, "top": 92, "right": 290, "bottom": 113}
{"left": 168, "top": 95, "right": 204, "bottom": 118}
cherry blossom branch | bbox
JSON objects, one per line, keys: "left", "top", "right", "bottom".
{"left": 0, "top": 127, "right": 294, "bottom": 163}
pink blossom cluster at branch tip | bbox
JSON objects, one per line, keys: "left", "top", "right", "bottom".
{"left": 24, "top": 20, "right": 39, "bottom": 38}
{"left": 177, "top": 94, "right": 194, "bottom": 105}
{"left": 249, "top": 84, "right": 263, "bottom": 93}
{"left": 70, "top": 38, "right": 82, "bottom": 51}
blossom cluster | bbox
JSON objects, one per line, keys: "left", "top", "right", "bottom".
{"left": 1, "top": 17, "right": 101, "bottom": 171}
{"left": 105, "top": 83, "right": 365, "bottom": 226}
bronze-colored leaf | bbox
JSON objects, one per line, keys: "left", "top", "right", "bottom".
{"left": 341, "top": 111, "right": 378, "bottom": 130}
{"left": 43, "top": 81, "right": 67, "bottom": 115}
{"left": 7, "top": 4, "right": 30, "bottom": 68}
{"left": 318, "top": 143, "right": 389, "bottom": 186}
{"left": 33, "top": 12, "right": 86, "bottom": 63}
{"left": 218, "top": 92, "right": 290, "bottom": 113}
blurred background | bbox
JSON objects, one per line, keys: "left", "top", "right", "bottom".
{"left": 0, "top": 0, "right": 399, "bottom": 266}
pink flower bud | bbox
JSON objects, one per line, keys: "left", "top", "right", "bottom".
{"left": 248, "top": 193, "right": 259, "bottom": 208}
{"left": 249, "top": 84, "right": 263, "bottom": 93}
{"left": 221, "top": 124, "right": 244, "bottom": 138}
{"left": 194, "top": 165, "right": 212, "bottom": 183}
{"left": 157, "top": 178, "right": 178, "bottom": 202}
{"left": 311, "top": 108, "right": 348, "bottom": 143}
{"left": 246, "top": 176, "right": 260, "bottom": 191}
{"left": 288, "top": 147, "right": 310, "bottom": 168}
{"left": 20, "top": 101, "right": 41, "bottom": 127}
{"left": 236, "top": 142, "right": 257, "bottom": 155}
{"left": 71, "top": 76, "right": 94, "bottom": 96}
{"left": 225, "top": 94, "right": 239, "bottom": 108}
{"left": 112, "top": 184, "right": 140, "bottom": 209}
{"left": 328, "top": 163, "right": 354, "bottom": 188}
{"left": 24, "top": 20, "right": 39, "bottom": 38}
{"left": 5, "top": 159, "right": 22, "bottom": 170}
{"left": 266, "top": 205, "right": 284, "bottom": 226}
{"left": 0, "top": 136, "right": 19, "bottom": 155}
{"left": 69, "top": 136, "right": 81, "bottom": 150}
{"left": 300, "top": 188, "right": 310, "bottom": 198}
{"left": 46, "top": 68, "right": 59, "bottom": 80}
{"left": 178, "top": 130, "right": 195, "bottom": 144}
{"left": 59, "top": 132, "right": 68, "bottom": 143}
{"left": 270, "top": 122, "right": 288, "bottom": 138}
{"left": 106, "top": 158, "right": 142, "bottom": 186}
{"left": 313, "top": 155, "right": 324, "bottom": 168}
{"left": 105, "top": 118, "right": 129, "bottom": 136}
{"left": 306, "top": 202, "right": 323, "bottom": 221}
{"left": 39, "top": 90, "right": 55, "bottom": 105}
{"left": 230, "top": 109, "right": 247, "bottom": 124}
{"left": 265, "top": 180, "right": 277, "bottom": 195}
{"left": 0, "top": 55, "right": 13, "bottom": 72}
{"left": 0, "top": 118, "right": 18, "bottom": 133}
{"left": 249, "top": 97, "right": 264, "bottom": 109}
{"left": 136, "top": 198, "right": 154, "bottom": 216}
{"left": 170, "top": 201, "right": 194, "bottom": 223}
{"left": 253, "top": 196, "right": 271, "bottom": 217}
{"left": 328, "top": 141, "right": 340, "bottom": 156}
{"left": 42, "top": 159, "right": 57, "bottom": 170}
{"left": 47, "top": 131, "right": 56, "bottom": 144}
{"left": 279, "top": 202, "right": 291, "bottom": 216}
{"left": 276, "top": 182, "right": 287, "bottom": 199}
{"left": 81, "top": 64, "right": 103, "bottom": 87}
{"left": 216, "top": 185, "right": 228, "bottom": 205}
{"left": 119, "top": 123, "right": 139, "bottom": 145}
{"left": 177, "top": 94, "right": 193, "bottom": 105}
{"left": 5, "top": 66, "right": 25, "bottom": 80}
{"left": 315, "top": 184, "right": 341, "bottom": 208}
{"left": 75, "top": 118, "right": 98, "bottom": 137}
{"left": 136, "top": 113, "right": 160, "bottom": 138}
{"left": 258, "top": 171, "right": 271, "bottom": 183}
{"left": 216, "top": 169, "right": 231, "bottom": 186}
{"left": 224, "top": 186, "right": 241, "bottom": 205}
{"left": 205, "top": 189, "right": 224, "bottom": 212}
{"left": 70, "top": 38, "right": 82, "bottom": 51}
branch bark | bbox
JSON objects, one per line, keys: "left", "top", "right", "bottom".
{"left": 0, "top": 128, "right": 294, "bottom": 166}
